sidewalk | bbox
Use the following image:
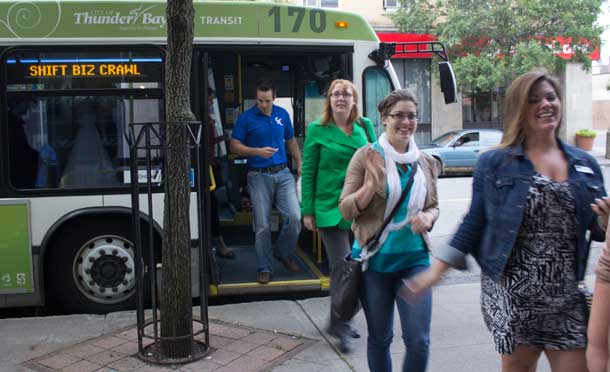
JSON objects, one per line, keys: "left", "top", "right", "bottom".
{"left": 4, "top": 281, "right": 559, "bottom": 372}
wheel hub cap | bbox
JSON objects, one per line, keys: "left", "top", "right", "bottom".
{"left": 74, "top": 236, "right": 136, "bottom": 304}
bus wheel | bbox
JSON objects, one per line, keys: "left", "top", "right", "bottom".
{"left": 47, "top": 219, "right": 149, "bottom": 314}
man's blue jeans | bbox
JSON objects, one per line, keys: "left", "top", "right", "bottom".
{"left": 360, "top": 265, "right": 432, "bottom": 372}
{"left": 247, "top": 168, "right": 301, "bottom": 273}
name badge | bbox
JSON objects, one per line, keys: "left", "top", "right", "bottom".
{"left": 574, "top": 165, "right": 594, "bottom": 174}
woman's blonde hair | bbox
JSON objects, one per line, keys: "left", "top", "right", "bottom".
{"left": 321, "top": 79, "right": 360, "bottom": 125}
{"left": 499, "top": 69, "right": 562, "bottom": 148}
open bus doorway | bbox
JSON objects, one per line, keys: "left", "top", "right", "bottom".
{"left": 197, "top": 48, "right": 352, "bottom": 293}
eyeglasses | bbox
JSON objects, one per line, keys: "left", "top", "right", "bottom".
{"left": 330, "top": 91, "right": 353, "bottom": 98}
{"left": 387, "top": 112, "right": 419, "bottom": 121}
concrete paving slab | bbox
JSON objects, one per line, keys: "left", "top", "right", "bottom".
{"left": 284, "top": 339, "right": 342, "bottom": 364}
{"left": 291, "top": 296, "right": 368, "bottom": 359}
{"left": 316, "top": 358, "right": 359, "bottom": 372}
{"left": 208, "top": 300, "right": 320, "bottom": 340}
{"left": 102, "top": 310, "right": 138, "bottom": 334}
{"left": 430, "top": 284, "right": 491, "bottom": 348}
{"left": 0, "top": 314, "right": 105, "bottom": 368}
{"left": 269, "top": 356, "right": 327, "bottom": 372}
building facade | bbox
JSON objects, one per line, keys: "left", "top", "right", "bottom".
{"left": 293, "top": 0, "right": 596, "bottom": 145}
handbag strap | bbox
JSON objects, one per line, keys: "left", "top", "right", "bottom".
{"left": 364, "top": 161, "right": 419, "bottom": 253}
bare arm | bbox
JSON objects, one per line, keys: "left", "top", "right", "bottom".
{"left": 230, "top": 139, "right": 277, "bottom": 158}
{"left": 587, "top": 280, "right": 610, "bottom": 372}
{"left": 588, "top": 218, "right": 610, "bottom": 372}
{"left": 285, "top": 138, "right": 302, "bottom": 177}
{"left": 399, "top": 259, "right": 451, "bottom": 302}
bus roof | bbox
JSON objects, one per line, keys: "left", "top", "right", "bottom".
{"left": 0, "top": 1, "right": 378, "bottom": 43}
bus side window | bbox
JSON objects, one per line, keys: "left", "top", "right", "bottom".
{"left": 363, "top": 67, "right": 393, "bottom": 137}
{"left": 7, "top": 104, "right": 40, "bottom": 189}
{"left": 60, "top": 103, "right": 120, "bottom": 188}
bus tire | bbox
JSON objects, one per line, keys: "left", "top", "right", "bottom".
{"left": 46, "top": 217, "right": 153, "bottom": 314}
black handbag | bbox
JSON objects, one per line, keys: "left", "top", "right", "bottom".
{"left": 331, "top": 162, "right": 419, "bottom": 321}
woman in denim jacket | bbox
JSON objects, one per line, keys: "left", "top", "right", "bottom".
{"left": 407, "top": 69, "right": 607, "bottom": 372}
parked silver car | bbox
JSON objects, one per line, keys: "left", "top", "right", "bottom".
{"left": 421, "top": 129, "right": 503, "bottom": 175}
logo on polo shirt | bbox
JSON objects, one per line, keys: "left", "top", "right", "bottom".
{"left": 274, "top": 117, "right": 284, "bottom": 126}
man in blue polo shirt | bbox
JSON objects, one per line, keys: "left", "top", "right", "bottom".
{"left": 230, "top": 79, "right": 302, "bottom": 284}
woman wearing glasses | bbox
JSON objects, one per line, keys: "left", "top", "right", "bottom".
{"left": 301, "top": 79, "right": 376, "bottom": 352}
{"left": 338, "top": 89, "right": 439, "bottom": 372}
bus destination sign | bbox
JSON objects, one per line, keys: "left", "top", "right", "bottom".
{"left": 28, "top": 63, "right": 142, "bottom": 78}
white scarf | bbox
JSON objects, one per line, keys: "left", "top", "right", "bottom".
{"left": 360, "top": 133, "right": 427, "bottom": 269}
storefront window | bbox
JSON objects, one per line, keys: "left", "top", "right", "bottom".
{"left": 303, "top": 0, "right": 338, "bottom": 7}
{"left": 384, "top": 0, "right": 399, "bottom": 10}
{"left": 462, "top": 89, "right": 504, "bottom": 129}
{"left": 392, "top": 59, "right": 431, "bottom": 124}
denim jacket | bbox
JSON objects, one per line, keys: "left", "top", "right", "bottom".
{"left": 436, "top": 140, "right": 606, "bottom": 282}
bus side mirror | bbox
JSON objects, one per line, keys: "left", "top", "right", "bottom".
{"left": 439, "top": 61, "right": 457, "bottom": 104}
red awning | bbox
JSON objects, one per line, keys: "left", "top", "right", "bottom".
{"left": 378, "top": 33, "right": 600, "bottom": 61}
{"left": 377, "top": 33, "right": 437, "bottom": 59}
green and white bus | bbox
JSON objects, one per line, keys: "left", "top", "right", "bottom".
{"left": 0, "top": 0, "right": 455, "bottom": 314}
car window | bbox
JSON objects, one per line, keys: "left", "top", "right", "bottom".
{"left": 431, "top": 132, "right": 459, "bottom": 146}
{"left": 480, "top": 131, "right": 502, "bottom": 146}
{"left": 454, "top": 132, "right": 479, "bottom": 147}
{"left": 461, "top": 141, "right": 481, "bottom": 147}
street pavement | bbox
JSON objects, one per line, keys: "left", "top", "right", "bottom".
{"left": 3, "top": 146, "right": 610, "bottom": 372}
{"left": 1, "top": 281, "right": 528, "bottom": 372}
{"left": 7, "top": 238, "right": 602, "bottom": 372}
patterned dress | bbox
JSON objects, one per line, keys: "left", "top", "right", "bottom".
{"left": 481, "top": 174, "right": 588, "bottom": 354}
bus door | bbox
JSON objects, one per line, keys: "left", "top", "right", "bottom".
{"left": 196, "top": 48, "right": 352, "bottom": 294}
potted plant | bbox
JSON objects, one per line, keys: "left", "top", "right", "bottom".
{"left": 575, "top": 129, "right": 597, "bottom": 151}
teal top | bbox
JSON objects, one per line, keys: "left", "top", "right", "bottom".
{"left": 351, "top": 142, "right": 429, "bottom": 272}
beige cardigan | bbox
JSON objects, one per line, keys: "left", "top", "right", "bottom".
{"left": 338, "top": 145, "right": 439, "bottom": 250}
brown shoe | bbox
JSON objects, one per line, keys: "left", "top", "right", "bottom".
{"left": 257, "top": 272, "right": 271, "bottom": 284}
{"left": 279, "top": 257, "right": 300, "bottom": 273}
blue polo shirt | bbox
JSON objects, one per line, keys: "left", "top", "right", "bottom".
{"left": 232, "top": 104, "right": 294, "bottom": 168}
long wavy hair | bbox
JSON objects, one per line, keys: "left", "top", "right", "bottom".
{"left": 499, "top": 69, "right": 562, "bottom": 148}
{"left": 320, "top": 79, "right": 360, "bottom": 125}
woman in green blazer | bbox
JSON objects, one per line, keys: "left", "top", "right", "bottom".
{"left": 301, "top": 79, "right": 376, "bottom": 353}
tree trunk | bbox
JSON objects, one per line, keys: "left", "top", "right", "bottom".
{"left": 161, "top": 0, "right": 195, "bottom": 359}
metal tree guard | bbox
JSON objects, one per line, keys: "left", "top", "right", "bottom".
{"left": 126, "top": 120, "right": 210, "bottom": 364}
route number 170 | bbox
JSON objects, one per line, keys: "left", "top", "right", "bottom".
{"left": 268, "top": 6, "right": 326, "bottom": 33}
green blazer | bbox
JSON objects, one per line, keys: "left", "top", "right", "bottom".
{"left": 301, "top": 117, "right": 376, "bottom": 229}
